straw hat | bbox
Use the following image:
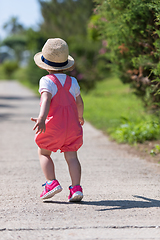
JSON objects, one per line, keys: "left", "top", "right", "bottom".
{"left": 34, "top": 38, "right": 75, "bottom": 71}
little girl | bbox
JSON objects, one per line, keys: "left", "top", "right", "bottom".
{"left": 31, "top": 38, "right": 84, "bottom": 202}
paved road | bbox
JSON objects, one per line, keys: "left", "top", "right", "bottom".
{"left": 0, "top": 80, "right": 160, "bottom": 240}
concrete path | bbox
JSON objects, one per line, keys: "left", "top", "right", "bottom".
{"left": 0, "top": 80, "right": 160, "bottom": 240}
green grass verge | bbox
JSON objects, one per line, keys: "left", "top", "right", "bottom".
{"left": 82, "top": 75, "right": 160, "bottom": 143}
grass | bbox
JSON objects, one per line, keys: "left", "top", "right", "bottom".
{"left": 82, "top": 75, "right": 159, "bottom": 140}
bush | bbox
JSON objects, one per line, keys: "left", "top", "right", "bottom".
{"left": 111, "top": 120, "right": 160, "bottom": 144}
{"left": 94, "top": 0, "right": 160, "bottom": 110}
{"left": 26, "top": 54, "right": 46, "bottom": 86}
{"left": 1, "top": 60, "right": 19, "bottom": 79}
{"left": 69, "top": 37, "right": 108, "bottom": 91}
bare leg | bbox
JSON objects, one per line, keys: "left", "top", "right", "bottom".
{"left": 38, "top": 148, "right": 56, "bottom": 181}
{"left": 64, "top": 151, "right": 81, "bottom": 187}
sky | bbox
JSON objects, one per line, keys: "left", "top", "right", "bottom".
{"left": 0, "top": 0, "right": 42, "bottom": 40}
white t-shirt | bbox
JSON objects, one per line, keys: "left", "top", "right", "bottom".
{"left": 39, "top": 74, "right": 80, "bottom": 100}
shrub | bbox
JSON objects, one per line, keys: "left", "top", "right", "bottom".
{"left": 94, "top": 0, "right": 160, "bottom": 110}
{"left": 1, "top": 60, "right": 19, "bottom": 79}
{"left": 69, "top": 37, "right": 107, "bottom": 91}
{"left": 111, "top": 120, "right": 160, "bottom": 144}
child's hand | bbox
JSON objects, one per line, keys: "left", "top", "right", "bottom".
{"left": 79, "top": 117, "right": 84, "bottom": 126}
{"left": 31, "top": 117, "right": 46, "bottom": 134}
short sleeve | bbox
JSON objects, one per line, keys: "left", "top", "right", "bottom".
{"left": 70, "top": 77, "right": 80, "bottom": 98}
{"left": 39, "top": 76, "right": 57, "bottom": 98}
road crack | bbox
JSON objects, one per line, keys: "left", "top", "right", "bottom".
{"left": 0, "top": 226, "right": 160, "bottom": 231}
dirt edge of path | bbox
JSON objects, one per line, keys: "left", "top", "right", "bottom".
{"left": 113, "top": 139, "right": 160, "bottom": 165}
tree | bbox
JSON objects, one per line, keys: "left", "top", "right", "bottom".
{"left": 94, "top": 0, "right": 160, "bottom": 110}
{"left": 39, "top": 0, "right": 94, "bottom": 39}
{"left": 2, "top": 35, "right": 27, "bottom": 63}
{"left": 1, "top": 17, "right": 27, "bottom": 64}
{"left": 3, "top": 17, "right": 24, "bottom": 35}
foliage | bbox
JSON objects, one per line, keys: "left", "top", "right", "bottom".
{"left": 12, "top": 67, "right": 39, "bottom": 93}
{"left": 0, "top": 64, "right": 8, "bottom": 79}
{"left": 1, "top": 35, "right": 27, "bottom": 63}
{"left": 150, "top": 144, "right": 160, "bottom": 156}
{"left": 26, "top": 29, "right": 47, "bottom": 54}
{"left": 39, "top": 0, "right": 94, "bottom": 39}
{"left": 26, "top": 54, "right": 46, "bottom": 86}
{"left": 0, "top": 16, "right": 28, "bottom": 79}
{"left": 94, "top": 0, "right": 160, "bottom": 110}
{"left": 2, "top": 60, "right": 19, "bottom": 79}
{"left": 69, "top": 37, "right": 107, "bottom": 91}
{"left": 111, "top": 120, "right": 160, "bottom": 144}
{"left": 82, "top": 74, "right": 160, "bottom": 144}
{"left": 3, "top": 17, "right": 25, "bottom": 35}
{"left": 25, "top": 29, "right": 47, "bottom": 86}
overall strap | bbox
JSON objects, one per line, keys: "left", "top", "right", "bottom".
{"left": 46, "top": 74, "right": 62, "bottom": 90}
{"left": 64, "top": 75, "right": 72, "bottom": 91}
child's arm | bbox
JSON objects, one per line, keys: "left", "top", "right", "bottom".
{"left": 76, "top": 94, "right": 84, "bottom": 125}
{"left": 31, "top": 91, "right": 52, "bottom": 134}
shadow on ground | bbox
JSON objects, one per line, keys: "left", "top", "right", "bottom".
{"left": 44, "top": 195, "right": 160, "bottom": 211}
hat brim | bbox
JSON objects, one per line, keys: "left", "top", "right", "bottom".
{"left": 34, "top": 52, "right": 75, "bottom": 71}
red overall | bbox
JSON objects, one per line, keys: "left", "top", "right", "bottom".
{"left": 35, "top": 74, "right": 83, "bottom": 152}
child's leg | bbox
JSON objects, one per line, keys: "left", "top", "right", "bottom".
{"left": 38, "top": 148, "right": 56, "bottom": 181}
{"left": 64, "top": 151, "right": 81, "bottom": 187}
